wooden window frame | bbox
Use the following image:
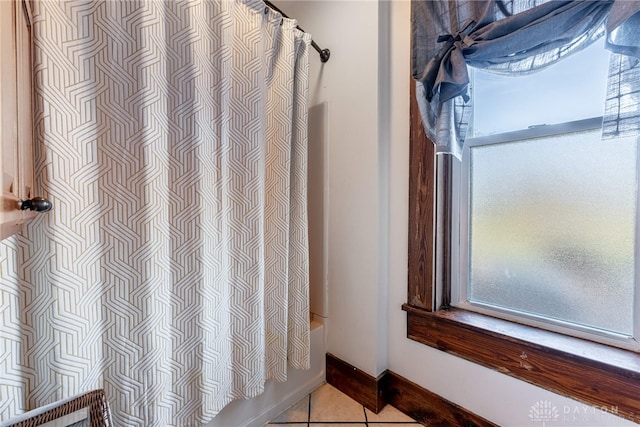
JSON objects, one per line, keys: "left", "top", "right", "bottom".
{"left": 404, "top": 82, "right": 640, "bottom": 423}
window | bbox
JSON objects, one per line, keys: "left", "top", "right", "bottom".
{"left": 459, "top": 121, "right": 638, "bottom": 345}
{"left": 405, "top": 38, "right": 640, "bottom": 422}
{"left": 469, "top": 39, "right": 610, "bottom": 137}
{"left": 451, "top": 40, "right": 640, "bottom": 351}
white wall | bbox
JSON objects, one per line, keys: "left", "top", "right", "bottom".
{"left": 286, "top": 1, "right": 638, "bottom": 426}
{"left": 281, "top": 0, "right": 387, "bottom": 376}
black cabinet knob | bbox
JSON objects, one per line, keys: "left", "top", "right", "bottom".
{"left": 20, "top": 197, "right": 53, "bottom": 213}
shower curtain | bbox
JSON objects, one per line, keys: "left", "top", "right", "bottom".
{"left": 0, "top": 0, "right": 311, "bottom": 425}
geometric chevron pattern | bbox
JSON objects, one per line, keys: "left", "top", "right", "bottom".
{"left": 0, "top": 1, "right": 310, "bottom": 425}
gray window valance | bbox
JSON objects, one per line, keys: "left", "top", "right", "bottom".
{"left": 412, "top": 0, "right": 640, "bottom": 158}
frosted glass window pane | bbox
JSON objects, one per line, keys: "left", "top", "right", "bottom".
{"left": 468, "top": 129, "right": 637, "bottom": 336}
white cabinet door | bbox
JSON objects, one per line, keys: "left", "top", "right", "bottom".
{"left": 0, "top": 0, "right": 39, "bottom": 240}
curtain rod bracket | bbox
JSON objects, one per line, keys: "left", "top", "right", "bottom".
{"left": 320, "top": 49, "right": 331, "bottom": 62}
{"left": 319, "top": 48, "right": 330, "bottom": 63}
{"left": 264, "top": 1, "right": 330, "bottom": 63}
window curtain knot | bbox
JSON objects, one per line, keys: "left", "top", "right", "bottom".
{"left": 437, "top": 19, "right": 477, "bottom": 47}
{"left": 421, "top": 19, "right": 477, "bottom": 104}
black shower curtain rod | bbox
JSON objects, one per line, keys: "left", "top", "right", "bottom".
{"left": 264, "top": 1, "right": 331, "bottom": 63}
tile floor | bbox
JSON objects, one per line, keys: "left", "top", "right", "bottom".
{"left": 265, "top": 383, "right": 421, "bottom": 426}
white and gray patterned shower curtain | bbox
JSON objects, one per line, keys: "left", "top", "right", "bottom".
{"left": 0, "top": 0, "right": 310, "bottom": 425}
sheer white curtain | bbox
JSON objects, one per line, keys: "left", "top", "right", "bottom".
{"left": 0, "top": 0, "right": 311, "bottom": 425}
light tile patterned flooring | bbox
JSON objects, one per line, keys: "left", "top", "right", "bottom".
{"left": 265, "top": 383, "right": 421, "bottom": 426}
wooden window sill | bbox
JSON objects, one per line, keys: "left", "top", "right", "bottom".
{"left": 403, "top": 304, "right": 640, "bottom": 423}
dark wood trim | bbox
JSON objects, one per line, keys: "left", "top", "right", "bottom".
{"left": 382, "top": 371, "right": 498, "bottom": 427}
{"left": 325, "top": 353, "right": 386, "bottom": 413}
{"left": 404, "top": 304, "right": 640, "bottom": 423}
{"left": 326, "top": 353, "right": 495, "bottom": 425}
{"left": 407, "top": 80, "right": 436, "bottom": 311}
